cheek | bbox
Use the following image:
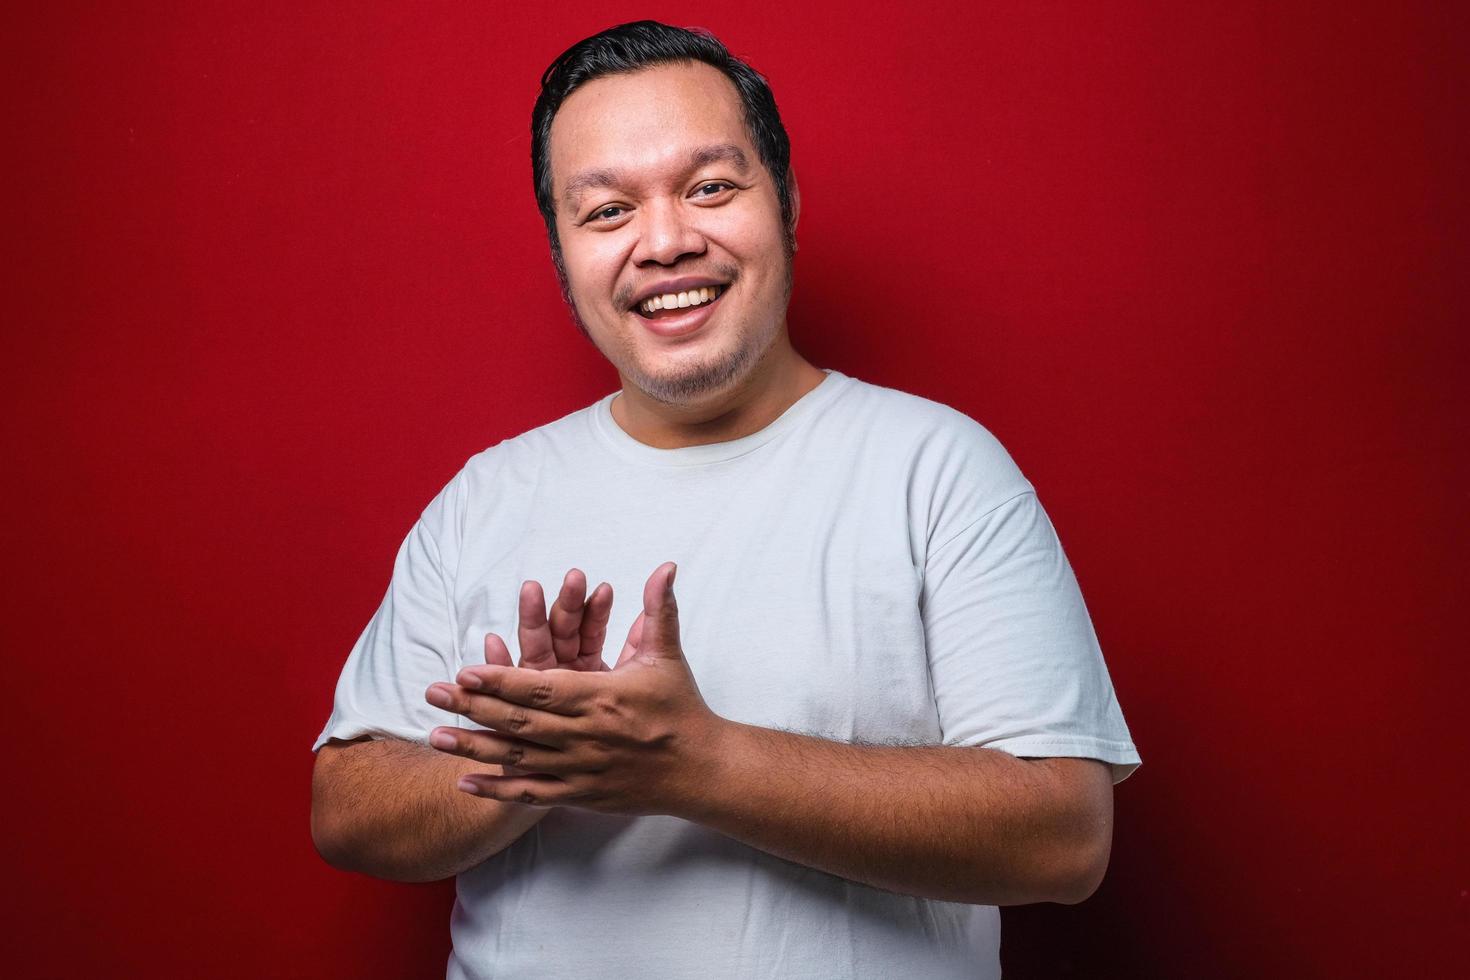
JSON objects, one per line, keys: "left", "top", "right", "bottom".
{"left": 705, "top": 202, "right": 786, "bottom": 262}
{"left": 562, "top": 241, "right": 626, "bottom": 300}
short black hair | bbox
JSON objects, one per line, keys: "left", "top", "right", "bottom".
{"left": 531, "top": 20, "right": 795, "bottom": 292}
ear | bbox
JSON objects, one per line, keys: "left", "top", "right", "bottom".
{"left": 788, "top": 165, "right": 801, "bottom": 242}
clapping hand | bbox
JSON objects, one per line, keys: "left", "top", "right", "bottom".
{"left": 425, "top": 562, "right": 724, "bottom": 816}
{"left": 426, "top": 568, "right": 613, "bottom": 777}
{"left": 509, "top": 568, "right": 614, "bottom": 673}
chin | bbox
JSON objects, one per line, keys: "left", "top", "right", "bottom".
{"left": 628, "top": 341, "right": 762, "bottom": 405}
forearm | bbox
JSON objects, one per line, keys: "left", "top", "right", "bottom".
{"left": 673, "top": 721, "right": 1109, "bottom": 906}
{"left": 311, "top": 736, "right": 547, "bottom": 883}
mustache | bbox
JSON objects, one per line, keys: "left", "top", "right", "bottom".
{"left": 614, "top": 261, "right": 741, "bottom": 309}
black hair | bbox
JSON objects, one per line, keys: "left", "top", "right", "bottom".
{"left": 531, "top": 20, "right": 795, "bottom": 292}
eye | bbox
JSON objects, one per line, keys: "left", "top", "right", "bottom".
{"left": 693, "top": 182, "right": 734, "bottom": 199}
{"left": 591, "top": 205, "right": 627, "bottom": 222}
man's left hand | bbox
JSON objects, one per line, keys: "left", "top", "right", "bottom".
{"left": 427, "top": 561, "right": 723, "bottom": 815}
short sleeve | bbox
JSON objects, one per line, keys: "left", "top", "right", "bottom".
{"left": 311, "top": 517, "right": 463, "bottom": 752}
{"left": 921, "top": 491, "right": 1141, "bottom": 784}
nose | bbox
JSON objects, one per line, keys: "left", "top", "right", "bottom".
{"left": 631, "top": 197, "right": 706, "bottom": 267}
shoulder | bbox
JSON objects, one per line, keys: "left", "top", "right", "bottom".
{"left": 457, "top": 393, "right": 605, "bottom": 488}
{"left": 830, "top": 375, "right": 1035, "bottom": 551}
{"left": 837, "top": 376, "right": 1031, "bottom": 490}
{"left": 419, "top": 397, "right": 603, "bottom": 544}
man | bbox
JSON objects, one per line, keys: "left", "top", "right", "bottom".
{"left": 311, "top": 20, "right": 1141, "bottom": 980}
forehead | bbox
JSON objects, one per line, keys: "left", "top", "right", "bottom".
{"left": 549, "top": 62, "right": 753, "bottom": 206}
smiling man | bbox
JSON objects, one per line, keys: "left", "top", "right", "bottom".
{"left": 543, "top": 47, "right": 819, "bottom": 445}
{"left": 310, "top": 20, "right": 1141, "bottom": 980}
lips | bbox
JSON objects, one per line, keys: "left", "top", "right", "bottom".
{"left": 631, "top": 283, "right": 726, "bottom": 337}
{"left": 635, "top": 284, "right": 724, "bottom": 319}
{"left": 627, "top": 276, "right": 730, "bottom": 312}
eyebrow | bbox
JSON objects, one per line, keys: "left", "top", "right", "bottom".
{"left": 561, "top": 143, "right": 752, "bottom": 213}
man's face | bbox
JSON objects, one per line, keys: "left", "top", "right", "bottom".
{"left": 548, "top": 61, "right": 795, "bottom": 405}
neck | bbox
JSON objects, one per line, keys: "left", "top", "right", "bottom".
{"left": 610, "top": 339, "right": 828, "bottom": 450}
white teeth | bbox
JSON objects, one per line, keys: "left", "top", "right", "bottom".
{"left": 640, "top": 285, "right": 722, "bottom": 314}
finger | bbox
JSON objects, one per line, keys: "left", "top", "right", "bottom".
{"left": 613, "top": 609, "right": 645, "bottom": 669}
{"left": 638, "top": 562, "right": 683, "bottom": 659}
{"left": 456, "top": 772, "right": 571, "bottom": 808}
{"left": 429, "top": 680, "right": 573, "bottom": 748}
{"left": 573, "top": 581, "right": 613, "bottom": 670}
{"left": 458, "top": 664, "right": 596, "bottom": 716}
{"left": 428, "top": 726, "right": 565, "bottom": 774}
{"left": 516, "top": 580, "right": 557, "bottom": 669}
{"left": 484, "top": 632, "right": 513, "bottom": 668}
{"left": 546, "top": 568, "right": 589, "bottom": 665}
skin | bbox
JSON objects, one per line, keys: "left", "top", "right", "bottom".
{"left": 414, "top": 62, "right": 1117, "bottom": 905}
{"left": 546, "top": 60, "right": 828, "bottom": 448}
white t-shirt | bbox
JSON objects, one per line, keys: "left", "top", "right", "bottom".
{"left": 315, "top": 368, "right": 1141, "bottom": 980}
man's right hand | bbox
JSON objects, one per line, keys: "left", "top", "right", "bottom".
{"left": 509, "top": 568, "right": 614, "bottom": 673}
{"left": 474, "top": 568, "right": 613, "bottom": 777}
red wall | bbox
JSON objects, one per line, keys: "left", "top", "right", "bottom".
{"left": 7, "top": 2, "right": 1465, "bottom": 976}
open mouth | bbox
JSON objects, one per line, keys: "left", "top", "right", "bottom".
{"left": 632, "top": 284, "right": 726, "bottom": 320}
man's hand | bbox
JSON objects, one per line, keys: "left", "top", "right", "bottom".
{"left": 511, "top": 568, "right": 614, "bottom": 673}
{"left": 425, "top": 561, "right": 724, "bottom": 815}
{"left": 426, "top": 568, "right": 614, "bottom": 778}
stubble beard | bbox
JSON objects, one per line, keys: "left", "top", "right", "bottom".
{"left": 567, "top": 249, "right": 795, "bottom": 407}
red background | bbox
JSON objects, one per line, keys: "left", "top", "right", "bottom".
{"left": 6, "top": 2, "right": 1466, "bottom": 976}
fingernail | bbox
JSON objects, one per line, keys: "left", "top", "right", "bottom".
{"left": 430, "top": 730, "right": 456, "bottom": 750}
{"left": 459, "top": 673, "right": 482, "bottom": 690}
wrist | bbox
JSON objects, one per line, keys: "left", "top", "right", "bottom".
{"left": 662, "top": 711, "right": 742, "bottom": 821}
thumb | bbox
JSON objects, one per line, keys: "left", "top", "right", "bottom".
{"left": 639, "top": 561, "right": 682, "bottom": 658}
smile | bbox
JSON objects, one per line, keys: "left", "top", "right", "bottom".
{"left": 635, "top": 285, "right": 724, "bottom": 319}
